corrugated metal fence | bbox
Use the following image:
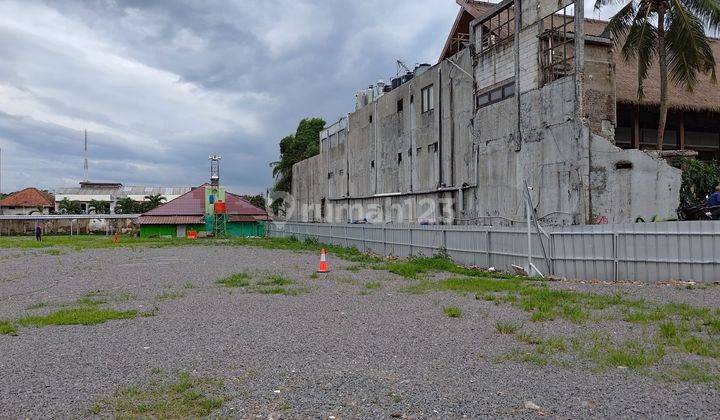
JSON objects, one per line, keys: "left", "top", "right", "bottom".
{"left": 268, "top": 221, "right": 720, "bottom": 283}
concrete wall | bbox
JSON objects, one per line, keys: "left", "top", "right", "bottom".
{"left": 289, "top": 0, "right": 680, "bottom": 226}
{"left": 0, "top": 218, "right": 138, "bottom": 236}
{"left": 0, "top": 207, "right": 51, "bottom": 215}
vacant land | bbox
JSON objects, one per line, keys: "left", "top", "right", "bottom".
{"left": 0, "top": 236, "right": 719, "bottom": 418}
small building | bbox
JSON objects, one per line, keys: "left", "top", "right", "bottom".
{"left": 53, "top": 182, "right": 191, "bottom": 214}
{"left": 0, "top": 188, "right": 54, "bottom": 215}
{"left": 138, "top": 185, "right": 270, "bottom": 238}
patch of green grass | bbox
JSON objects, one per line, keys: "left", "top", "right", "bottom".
{"left": 216, "top": 272, "right": 251, "bottom": 288}
{"left": 477, "top": 293, "right": 496, "bottom": 301}
{"left": 346, "top": 264, "right": 363, "bottom": 273}
{"left": 183, "top": 282, "right": 196, "bottom": 289}
{"left": 659, "top": 321, "right": 678, "bottom": 339}
{"left": 309, "top": 272, "right": 319, "bottom": 280}
{"left": 496, "top": 321, "right": 522, "bottom": 334}
{"left": 18, "top": 307, "right": 137, "bottom": 327}
{"left": 84, "top": 289, "right": 109, "bottom": 299}
{"left": 443, "top": 306, "right": 462, "bottom": 318}
{"left": 75, "top": 297, "right": 107, "bottom": 306}
{"left": 0, "top": 320, "right": 18, "bottom": 335}
{"left": 155, "top": 292, "right": 186, "bottom": 302}
{"left": 672, "top": 362, "right": 720, "bottom": 384}
{"left": 44, "top": 248, "right": 64, "bottom": 256}
{"left": 378, "top": 255, "right": 528, "bottom": 280}
{"left": 26, "top": 301, "right": 50, "bottom": 310}
{"left": 257, "top": 286, "right": 307, "bottom": 296}
{"left": 588, "top": 338, "right": 666, "bottom": 369}
{"left": 364, "top": 281, "right": 381, "bottom": 291}
{"left": 258, "top": 274, "right": 294, "bottom": 286}
{"left": 91, "top": 372, "right": 231, "bottom": 418}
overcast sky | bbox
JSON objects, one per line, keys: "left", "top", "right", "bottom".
{"left": 0, "top": 0, "right": 617, "bottom": 195}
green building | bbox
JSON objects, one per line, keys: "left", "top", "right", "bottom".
{"left": 138, "top": 185, "right": 269, "bottom": 238}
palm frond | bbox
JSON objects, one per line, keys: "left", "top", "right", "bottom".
{"left": 595, "top": 0, "right": 634, "bottom": 12}
{"left": 603, "top": 0, "right": 639, "bottom": 39}
{"left": 667, "top": 0, "right": 718, "bottom": 91}
{"left": 681, "top": 0, "right": 720, "bottom": 30}
{"left": 622, "top": 11, "right": 658, "bottom": 99}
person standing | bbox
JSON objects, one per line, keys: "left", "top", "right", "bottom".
{"left": 35, "top": 225, "right": 42, "bottom": 241}
{"left": 708, "top": 185, "right": 720, "bottom": 220}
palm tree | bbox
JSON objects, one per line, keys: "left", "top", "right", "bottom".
{"left": 143, "top": 194, "right": 166, "bottom": 211}
{"left": 114, "top": 197, "right": 137, "bottom": 214}
{"left": 58, "top": 198, "right": 81, "bottom": 215}
{"left": 29, "top": 205, "right": 45, "bottom": 215}
{"left": 596, "top": 0, "right": 719, "bottom": 150}
{"left": 88, "top": 200, "right": 110, "bottom": 214}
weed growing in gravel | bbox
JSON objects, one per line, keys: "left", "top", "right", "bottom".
{"left": 377, "top": 255, "right": 528, "bottom": 280}
{"left": 26, "top": 301, "right": 50, "bottom": 310}
{"left": 365, "top": 281, "right": 381, "bottom": 291}
{"left": 18, "top": 307, "right": 137, "bottom": 327}
{"left": 90, "top": 372, "right": 231, "bottom": 418}
{"left": 671, "top": 362, "right": 720, "bottom": 384}
{"left": 309, "top": 272, "right": 319, "bottom": 279}
{"left": 216, "top": 272, "right": 251, "bottom": 288}
{"left": 0, "top": 320, "right": 17, "bottom": 335}
{"left": 443, "top": 306, "right": 462, "bottom": 318}
{"left": 258, "top": 274, "right": 293, "bottom": 286}
{"left": 496, "top": 321, "right": 522, "bottom": 334}
{"left": 183, "top": 282, "right": 196, "bottom": 289}
{"left": 155, "top": 292, "right": 186, "bottom": 302}
{"left": 44, "top": 249, "right": 64, "bottom": 256}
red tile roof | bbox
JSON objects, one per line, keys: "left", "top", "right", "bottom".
{"left": 0, "top": 188, "right": 54, "bottom": 207}
{"left": 142, "top": 186, "right": 269, "bottom": 218}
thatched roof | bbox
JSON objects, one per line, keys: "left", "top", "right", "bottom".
{"left": 446, "top": 2, "right": 720, "bottom": 112}
{"left": 583, "top": 19, "right": 719, "bottom": 112}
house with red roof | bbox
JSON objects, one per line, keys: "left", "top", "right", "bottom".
{"left": 0, "top": 188, "right": 54, "bottom": 215}
{"left": 138, "top": 185, "right": 270, "bottom": 238}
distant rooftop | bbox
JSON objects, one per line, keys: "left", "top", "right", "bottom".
{"left": 54, "top": 182, "right": 191, "bottom": 197}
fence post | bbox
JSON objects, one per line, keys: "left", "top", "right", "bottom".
{"left": 344, "top": 225, "right": 348, "bottom": 248}
{"left": 362, "top": 225, "right": 366, "bottom": 253}
{"left": 486, "top": 230, "right": 492, "bottom": 268}
{"left": 613, "top": 232, "right": 619, "bottom": 282}
{"left": 409, "top": 227, "right": 413, "bottom": 257}
{"left": 442, "top": 229, "right": 447, "bottom": 253}
{"left": 383, "top": 226, "right": 387, "bottom": 257}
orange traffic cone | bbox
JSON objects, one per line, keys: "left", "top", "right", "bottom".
{"left": 317, "top": 248, "right": 330, "bottom": 273}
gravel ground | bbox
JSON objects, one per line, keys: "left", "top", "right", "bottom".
{"left": 1, "top": 245, "right": 719, "bottom": 419}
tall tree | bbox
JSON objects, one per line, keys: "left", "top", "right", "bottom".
{"left": 88, "top": 200, "right": 110, "bottom": 214}
{"left": 269, "top": 118, "right": 325, "bottom": 213}
{"left": 58, "top": 198, "right": 81, "bottom": 215}
{"left": 596, "top": 0, "right": 719, "bottom": 150}
{"left": 143, "top": 194, "right": 166, "bottom": 211}
{"left": 114, "top": 197, "right": 139, "bottom": 214}
{"left": 243, "top": 194, "right": 266, "bottom": 209}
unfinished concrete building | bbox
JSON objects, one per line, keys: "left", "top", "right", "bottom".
{"left": 290, "top": 0, "right": 709, "bottom": 226}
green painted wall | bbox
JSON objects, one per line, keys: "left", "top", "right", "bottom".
{"left": 140, "top": 222, "right": 265, "bottom": 238}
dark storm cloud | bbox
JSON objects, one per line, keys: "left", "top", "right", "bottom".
{"left": 0, "top": 1, "right": 613, "bottom": 194}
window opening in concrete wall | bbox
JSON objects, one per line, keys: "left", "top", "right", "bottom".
{"left": 397, "top": 99, "right": 404, "bottom": 113}
{"left": 371, "top": 160, "right": 375, "bottom": 168}
{"left": 428, "top": 142, "right": 438, "bottom": 153}
{"left": 369, "top": 114, "right": 373, "bottom": 123}
{"left": 321, "top": 198, "right": 326, "bottom": 219}
{"left": 539, "top": 3, "right": 576, "bottom": 87}
{"left": 477, "top": 80, "right": 515, "bottom": 108}
{"left": 410, "top": 94, "right": 414, "bottom": 103}
{"left": 479, "top": 3, "right": 515, "bottom": 55}
{"left": 417, "top": 147, "right": 422, "bottom": 154}
{"left": 397, "top": 152, "right": 402, "bottom": 164}
{"left": 421, "top": 85, "right": 434, "bottom": 113}
{"left": 327, "top": 171, "right": 333, "bottom": 179}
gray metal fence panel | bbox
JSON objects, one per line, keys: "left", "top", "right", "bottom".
{"left": 266, "top": 221, "right": 720, "bottom": 283}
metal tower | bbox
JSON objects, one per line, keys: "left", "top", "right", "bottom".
{"left": 208, "top": 155, "right": 227, "bottom": 237}
{"left": 209, "top": 155, "right": 221, "bottom": 186}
